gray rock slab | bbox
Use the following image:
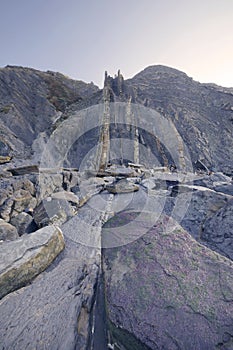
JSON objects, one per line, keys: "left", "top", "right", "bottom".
{"left": 0, "top": 225, "right": 65, "bottom": 299}
{"left": 106, "top": 179, "right": 139, "bottom": 194}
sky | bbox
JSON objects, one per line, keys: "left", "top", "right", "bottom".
{"left": 0, "top": 0, "right": 233, "bottom": 88}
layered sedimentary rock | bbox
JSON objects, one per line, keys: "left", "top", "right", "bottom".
{"left": 0, "top": 64, "right": 232, "bottom": 350}
{"left": 0, "top": 66, "right": 99, "bottom": 163}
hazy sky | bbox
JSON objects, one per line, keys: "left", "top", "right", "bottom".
{"left": 1, "top": 0, "right": 233, "bottom": 87}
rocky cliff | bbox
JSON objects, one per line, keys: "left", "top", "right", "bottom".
{"left": 0, "top": 66, "right": 99, "bottom": 163}
{"left": 127, "top": 66, "right": 233, "bottom": 175}
{"left": 1, "top": 65, "right": 233, "bottom": 174}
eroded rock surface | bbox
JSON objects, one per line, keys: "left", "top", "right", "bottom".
{"left": 0, "top": 64, "right": 233, "bottom": 349}
{"left": 103, "top": 212, "right": 233, "bottom": 350}
{"left": 0, "top": 193, "right": 112, "bottom": 350}
{"left": 202, "top": 199, "right": 233, "bottom": 260}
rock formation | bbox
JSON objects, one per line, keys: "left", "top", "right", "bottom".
{"left": 104, "top": 212, "right": 233, "bottom": 350}
{"left": 0, "top": 64, "right": 232, "bottom": 349}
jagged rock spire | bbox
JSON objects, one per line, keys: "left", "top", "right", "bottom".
{"left": 104, "top": 69, "right": 124, "bottom": 97}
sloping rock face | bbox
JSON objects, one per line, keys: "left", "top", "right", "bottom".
{"left": 170, "top": 185, "right": 231, "bottom": 239}
{"left": 0, "top": 66, "right": 99, "bottom": 163}
{"left": 103, "top": 212, "right": 233, "bottom": 350}
{"left": 126, "top": 66, "right": 233, "bottom": 175}
{"left": 0, "top": 225, "right": 65, "bottom": 299}
{"left": 164, "top": 184, "right": 233, "bottom": 259}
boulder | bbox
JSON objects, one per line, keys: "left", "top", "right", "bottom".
{"left": 37, "top": 172, "right": 63, "bottom": 201}
{"left": 78, "top": 177, "right": 105, "bottom": 207}
{"left": 33, "top": 197, "right": 75, "bottom": 227}
{"left": 0, "top": 189, "right": 9, "bottom": 207}
{"left": 0, "top": 219, "right": 19, "bottom": 241}
{"left": 51, "top": 191, "right": 79, "bottom": 205}
{"left": 141, "top": 178, "right": 157, "bottom": 190}
{"left": 10, "top": 212, "right": 37, "bottom": 235}
{"left": 201, "top": 199, "right": 233, "bottom": 260}
{"left": 12, "top": 189, "right": 37, "bottom": 214}
{"left": 0, "top": 198, "right": 14, "bottom": 222}
{"left": 105, "top": 167, "right": 137, "bottom": 177}
{"left": 62, "top": 170, "right": 80, "bottom": 191}
{"left": 103, "top": 212, "right": 233, "bottom": 350}
{"left": 174, "top": 187, "right": 231, "bottom": 241}
{"left": 0, "top": 177, "right": 37, "bottom": 222}
{"left": 0, "top": 225, "right": 65, "bottom": 299}
{"left": 12, "top": 178, "right": 35, "bottom": 196}
{"left": 106, "top": 179, "right": 139, "bottom": 194}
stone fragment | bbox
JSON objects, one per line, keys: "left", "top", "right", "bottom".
{"left": 33, "top": 198, "right": 75, "bottom": 227}
{"left": 0, "top": 219, "right": 19, "bottom": 241}
{"left": 106, "top": 179, "right": 139, "bottom": 194}
{"left": 0, "top": 198, "right": 14, "bottom": 222}
{"left": 12, "top": 189, "right": 37, "bottom": 214}
{"left": 7, "top": 165, "right": 39, "bottom": 176}
{"left": 51, "top": 191, "right": 79, "bottom": 205}
{"left": 10, "top": 212, "right": 36, "bottom": 235}
{"left": 0, "top": 156, "right": 11, "bottom": 164}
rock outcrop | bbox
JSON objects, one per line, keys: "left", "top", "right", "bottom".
{"left": 103, "top": 212, "right": 233, "bottom": 350}
{"left": 165, "top": 184, "right": 233, "bottom": 259}
{"left": 202, "top": 199, "right": 233, "bottom": 260}
{"left": 127, "top": 66, "right": 233, "bottom": 176}
{"left": 0, "top": 66, "right": 99, "bottom": 164}
{"left": 0, "top": 64, "right": 233, "bottom": 349}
